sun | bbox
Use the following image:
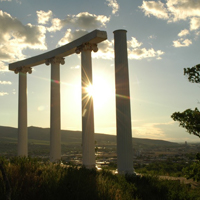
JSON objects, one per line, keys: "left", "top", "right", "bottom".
{"left": 85, "top": 76, "right": 113, "bottom": 109}
{"left": 85, "top": 84, "right": 94, "bottom": 97}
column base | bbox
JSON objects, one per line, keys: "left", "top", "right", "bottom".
{"left": 84, "top": 164, "right": 95, "bottom": 169}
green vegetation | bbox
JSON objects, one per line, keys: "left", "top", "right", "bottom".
{"left": 171, "top": 64, "right": 200, "bottom": 182}
{"left": 0, "top": 157, "right": 200, "bottom": 200}
{"left": 171, "top": 64, "right": 200, "bottom": 138}
{"left": 135, "top": 159, "right": 187, "bottom": 177}
{"left": 182, "top": 153, "right": 200, "bottom": 182}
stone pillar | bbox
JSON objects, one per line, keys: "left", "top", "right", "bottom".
{"left": 46, "top": 57, "right": 65, "bottom": 162}
{"left": 113, "top": 30, "right": 134, "bottom": 174}
{"left": 76, "top": 43, "right": 98, "bottom": 169}
{"left": 14, "top": 66, "right": 32, "bottom": 157}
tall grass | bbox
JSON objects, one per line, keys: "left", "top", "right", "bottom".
{"left": 0, "top": 157, "right": 199, "bottom": 200}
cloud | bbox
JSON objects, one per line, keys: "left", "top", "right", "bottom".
{"left": 36, "top": 10, "right": 52, "bottom": 24}
{"left": 166, "top": 0, "right": 200, "bottom": 22}
{"left": 96, "top": 37, "right": 164, "bottom": 60}
{"left": 57, "top": 29, "right": 88, "bottom": 46}
{"left": 48, "top": 12, "right": 110, "bottom": 32}
{"left": 0, "top": 92, "right": 8, "bottom": 96}
{"left": 106, "top": 0, "right": 119, "bottom": 14}
{"left": 128, "top": 37, "right": 164, "bottom": 60}
{"left": 0, "top": 10, "right": 47, "bottom": 67}
{"left": 57, "top": 29, "right": 114, "bottom": 60}
{"left": 190, "top": 17, "right": 200, "bottom": 30}
{"left": 57, "top": 29, "right": 164, "bottom": 60}
{"left": 139, "top": 1, "right": 169, "bottom": 19}
{"left": 140, "top": 0, "right": 200, "bottom": 23}
{"left": 140, "top": 0, "right": 200, "bottom": 47}
{"left": 132, "top": 123, "right": 165, "bottom": 139}
{"left": 178, "top": 29, "right": 189, "bottom": 37}
{"left": 0, "top": 81, "right": 12, "bottom": 85}
{"left": 132, "top": 121, "right": 175, "bottom": 140}
{"left": 173, "top": 38, "right": 192, "bottom": 47}
{"left": 93, "top": 40, "right": 114, "bottom": 60}
{"left": 127, "top": 37, "right": 142, "bottom": 48}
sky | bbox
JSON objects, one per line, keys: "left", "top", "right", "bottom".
{"left": 1, "top": 0, "right": 200, "bottom": 142}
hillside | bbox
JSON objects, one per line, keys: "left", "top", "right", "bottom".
{"left": 0, "top": 125, "right": 178, "bottom": 147}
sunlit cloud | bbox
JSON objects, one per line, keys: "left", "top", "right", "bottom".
{"left": 139, "top": 1, "right": 169, "bottom": 19}
{"left": 0, "top": 81, "right": 12, "bottom": 84}
{"left": 57, "top": 29, "right": 88, "bottom": 46}
{"left": 0, "top": 61, "right": 8, "bottom": 71}
{"left": 166, "top": 0, "right": 200, "bottom": 22}
{"left": 70, "top": 65, "right": 80, "bottom": 69}
{"left": 93, "top": 40, "right": 114, "bottom": 60}
{"left": 57, "top": 29, "right": 164, "bottom": 60}
{"left": 140, "top": 0, "right": 200, "bottom": 47}
{"left": 48, "top": 12, "right": 110, "bottom": 32}
{"left": 36, "top": 10, "right": 52, "bottom": 24}
{"left": 106, "top": 0, "right": 119, "bottom": 14}
{"left": 190, "top": 17, "right": 200, "bottom": 30}
{"left": 132, "top": 121, "right": 175, "bottom": 139}
{"left": 140, "top": 0, "right": 200, "bottom": 22}
{"left": 0, "top": 92, "right": 8, "bottom": 96}
{"left": 127, "top": 37, "right": 142, "bottom": 48}
{"left": 0, "top": 10, "right": 47, "bottom": 67}
{"left": 173, "top": 38, "right": 192, "bottom": 47}
{"left": 178, "top": 29, "right": 189, "bottom": 37}
{"left": 128, "top": 37, "right": 164, "bottom": 60}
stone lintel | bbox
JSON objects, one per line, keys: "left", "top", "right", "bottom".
{"left": 9, "top": 29, "right": 107, "bottom": 71}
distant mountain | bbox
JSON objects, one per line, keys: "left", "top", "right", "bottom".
{"left": 0, "top": 126, "right": 178, "bottom": 147}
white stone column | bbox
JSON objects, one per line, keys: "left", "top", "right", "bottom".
{"left": 46, "top": 57, "right": 65, "bottom": 162}
{"left": 76, "top": 43, "right": 98, "bottom": 169}
{"left": 114, "top": 30, "right": 134, "bottom": 174}
{"left": 14, "top": 66, "right": 32, "bottom": 157}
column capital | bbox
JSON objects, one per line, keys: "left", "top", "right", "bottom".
{"left": 45, "top": 57, "right": 65, "bottom": 66}
{"left": 75, "top": 43, "right": 98, "bottom": 54}
{"left": 14, "top": 66, "right": 32, "bottom": 74}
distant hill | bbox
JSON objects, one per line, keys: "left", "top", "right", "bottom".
{"left": 0, "top": 126, "right": 178, "bottom": 147}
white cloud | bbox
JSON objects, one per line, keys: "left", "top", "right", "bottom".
{"left": 0, "top": 61, "right": 8, "bottom": 71}
{"left": 57, "top": 29, "right": 164, "bottom": 60}
{"left": 173, "top": 38, "right": 192, "bottom": 47}
{"left": 167, "top": 0, "right": 200, "bottom": 22}
{"left": 0, "top": 92, "right": 8, "bottom": 96}
{"left": 57, "top": 29, "right": 114, "bottom": 60}
{"left": 148, "top": 35, "right": 157, "bottom": 39}
{"left": 106, "top": 0, "right": 119, "bottom": 14}
{"left": 128, "top": 48, "right": 164, "bottom": 60}
{"left": 70, "top": 65, "right": 80, "bottom": 69}
{"left": 127, "top": 37, "right": 142, "bottom": 48}
{"left": 0, "top": 10, "right": 47, "bottom": 67}
{"left": 132, "top": 121, "right": 175, "bottom": 139}
{"left": 178, "top": 29, "right": 189, "bottom": 37}
{"left": 139, "top": 1, "right": 169, "bottom": 19}
{"left": 128, "top": 37, "right": 164, "bottom": 60}
{"left": 140, "top": 0, "right": 200, "bottom": 47}
{"left": 92, "top": 40, "right": 114, "bottom": 60}
{"left": 0, "top": 81, "right": 12, "bottom": 85}
{"left": 140, "top": 0, "right": 200, "bottom": 22}
{"left": 48, "top": 12, "right": 110, "bottom": 32}
{"left": 190, "top": 17, "right": 200, "bottom": 30}
{"left": 36, "top": 10, "right": 52, "bottom": 24}
{"left": 57, "top": 29, "right": 88, "bottom": 46}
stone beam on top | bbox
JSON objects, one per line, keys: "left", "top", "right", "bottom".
{"left": 9, "top": 29, "right": 107, "bottom": 71}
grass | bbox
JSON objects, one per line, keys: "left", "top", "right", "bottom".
{"left": 0, "top": 157, "right": 200, "bottom": 200}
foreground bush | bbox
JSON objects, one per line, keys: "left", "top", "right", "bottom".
{"left": 0, "top": 157, "right": 199, "bottom": 200}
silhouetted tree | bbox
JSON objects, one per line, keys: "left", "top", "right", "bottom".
{"left": 171, "top": 64, "right": 200, "bottom": 138}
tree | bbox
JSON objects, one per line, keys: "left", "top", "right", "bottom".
{"left": 171, "top": 64, "right": 200, "bottom": 138}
